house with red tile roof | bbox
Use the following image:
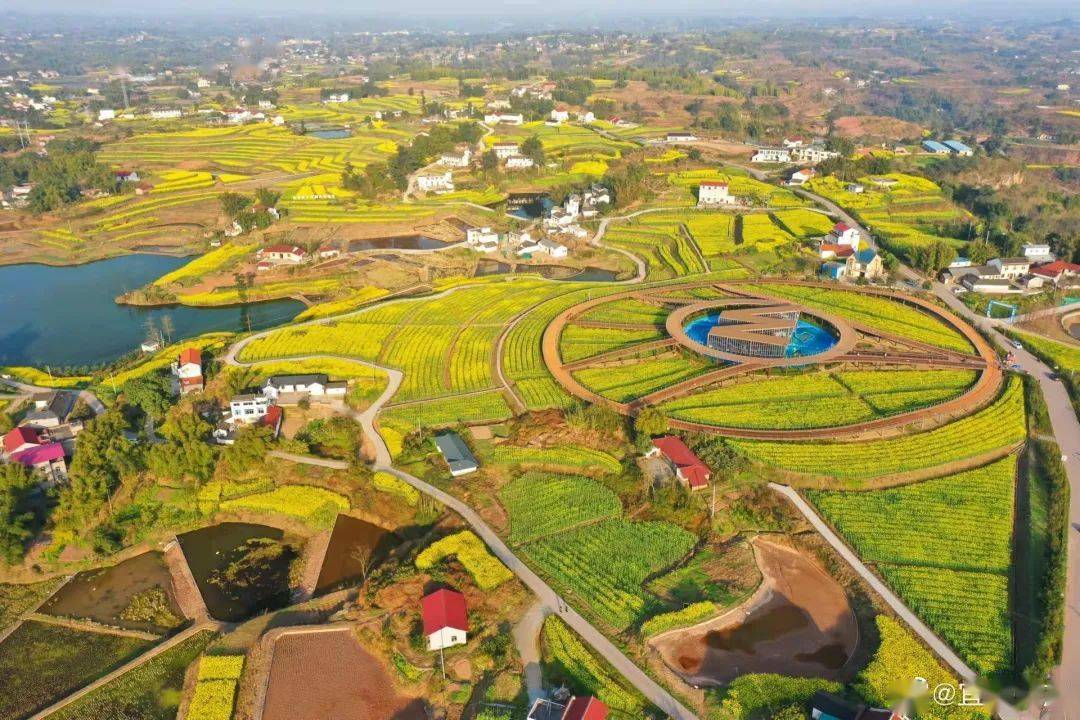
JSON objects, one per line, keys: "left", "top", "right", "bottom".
{"left": 172, "top": 347, "right": 204, "bottom": 395}
{"left": 1031, "top": 260, "right": 1080, "bottom": 286}
{"left": 422, "top": 588, "right": 468, "bottom": 651}
{"left": 562, "top": 697, "right": 608, "bottom": 720}
{"left": 3, "top": 426, "right": 40, "bottom": 455}
{"left": 257, "top": 244, "right": 307, "bottom": 264}
{"left": 646, "top": 436, "right": 711, "bottom": 490}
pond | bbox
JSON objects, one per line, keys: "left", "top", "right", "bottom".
{"left": 0, "top": 255, "right": 303, "bottom": 368}
{"left": 508, "top": 193, "right": 554, "bottom": 220}
{"left": 347, "top": 235, "right": 450, "bottom": 252}
{"left": 177, "top": 522, "right": 287, "bottom": 622}
{"left": 314, "top": 514, "right": 399, "bottom": 595}
{"left": 308, "top": 128, "right": 351, "bottom": 140}
{"left": 651, "top": 539, "right": 857, "bottom": 685}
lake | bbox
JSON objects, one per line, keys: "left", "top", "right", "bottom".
{"left": 0, "top": 254, "right": 303, "bottom": 368}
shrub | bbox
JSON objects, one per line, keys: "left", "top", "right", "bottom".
{"left": 415, "top": 531, "right": 513, "bottom": 590}
{"left": 707, "top": 674, "right": 842, "bottom": 720}
{"left": 373, "top": 471, "right": 421, "bottom": 506}
{"left": 641, "top": 601, "right": 717, "bottom": 637}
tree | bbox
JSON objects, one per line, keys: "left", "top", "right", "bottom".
{"left": 0, "top": 412, "right": 13, "bottom": 435}
{"left": 967, "top": 238, "right": 994, "bottom": 265}
{"left": 481, "top": 149, "right": 500, "bottom": 176}
{"left": 56, "top": 407, "right": 142, "bottom": 535}
{"left": 208, "top": 537, "right": 297, "bottom": 615}
{"left": 147, "top": 411, "right": 216, "bottom": 484}
{"left": 120, "top": 372, "right": 174, "bottom": 421}
{"left": 634, "top": 407, "right": 669, "bottom": 440}
{"left": 0, "top": 463, "right": 35, "bottom": 565}
{"left": 520, "top": 135, "right": 545, "bottom": 165}
{"left": 219, "top": 425, "right": 272, "bottom": 476}
{"left": 218, "top": 192, "right": 252, "bottom": 218}
{"left": 255, "top": 188, "right": 281, "bottom": 208}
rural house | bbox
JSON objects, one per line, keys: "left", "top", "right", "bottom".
{"left": 422, "top": 588, "right": 468, "bottom": 651}
{"left": 257, "top": 244, "right": 307, "bottom": 265}
{"left": 646, "top": 436, "right": 711, "bottom": 490}
{"left": 527, "top": 696, "right": 609, "bottom": 720}
{"left": 434, "top": 431, "right": 478, "bottom": 476}
{"left": 4, "top": 427, "right": 67, "bottom": 485}
{"left": 21, "top": 391, "right": 73, "bottom": 430}
{"left": 172, "top": 347, "right": 204, "bottom": 394}
{"left": 261, "top": 374, "right": 347, "bottom": 401}
{"left": 787, "top": 167, "right": 816, "bottom": 185}
{"left": 416, "top": 172, "right": 454, "bottom": 193}
{"left": 697, "top": 181, "right": 737, "bottom": 207}
{"left": 492, "top": 142, "right": 521, "bottom": 159}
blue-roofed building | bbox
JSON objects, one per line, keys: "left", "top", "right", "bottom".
{"left": 922, "top": 140, "right": 950, "bottom": 154}
{"left": 820, "top": 261, "right": 846, "bottom": 280}
{"left": 434, "top": 431, "right": 479, "bottom": 477}
{"left": 943, "top": 140, "right": 973, "bottom": 156}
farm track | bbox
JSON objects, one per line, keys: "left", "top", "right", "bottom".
{"left": 164, "top": 537, "right": 209, "bottom": 621}
{"left": 24, "top": 612, "right": 162, "bottom": 641}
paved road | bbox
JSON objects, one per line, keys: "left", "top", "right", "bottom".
{"left": 268, "top": 450, "right": 350, "bottom": 470}
{"left": 0, "top": 379, "right": 106, "bottom": 417}
{"left": 513, "top": 600, "right": 549, "bottom": 703}
{"left": 770, "top": 483, "right": 978, "bottom": 683}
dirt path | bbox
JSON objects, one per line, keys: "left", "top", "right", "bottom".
{"left": 294, "top": 529, "right": 332, "bottom": 602}
{"left": 512, "top": 601, "right": 548, "bottom": 703}
{"left": 164, "top": 537, "right": 209, "bottom": 622}
{"left": 24, "top": 612, "right": 162, "bottom": 641}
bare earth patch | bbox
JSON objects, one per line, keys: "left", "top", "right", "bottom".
{"left": 262, "top": 627, "right": 426, "bottom": 720}
{"left": 650, "top": 537, "right": 857, "bottom": 686}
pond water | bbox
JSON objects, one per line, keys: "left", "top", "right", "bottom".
{"left": 347, "top": 235, "right": 449, "bottom": 252}
{"left": 314, "top": 514, "right": 399, "bottom": 595}
{"left": 683, "top": 314, "right": 838, "bottom": 358}
{"left": 308, "top": 128, "right": 351, "bottom": 140}
{"left": 0, "top": 255, "right": 303, "bottom": 368}
{"left": 508, "top": 193, "right": 554, "bottom": 219}
{"left": 177, "top": 522, "right": 286, "bottom": 622}
{"left": 38, "top": 550, "right": 185, "bottom": 634}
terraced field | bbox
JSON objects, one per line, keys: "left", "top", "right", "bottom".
{"left": 808, "top": 458, "right": 1016, "bottom": 676}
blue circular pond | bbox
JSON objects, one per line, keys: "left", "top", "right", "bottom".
{"left": 684, "top": 314, "right": 838, "bottom": 359}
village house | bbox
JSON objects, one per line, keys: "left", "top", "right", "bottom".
{"left": 317, "top": 244, "right": 341, "bottom": 259}
{"left": 829, "top": 222, "right": 861, "bottom": 247}
{"left": 528, "top": 696, "right": 609, "bottom": 720}
{"left": 578, "top": 111, "right": 596, "bottom": 124}
{"left": 751, "top": 147, "right": 792, "bottom": 163}
{"left": 438, "top": 146, "right": 472, "bottom": 167}
{"left": 943, "top": 140, "right": 973, "bottom": 156}
{"left": 1022, "top": 242, "right": 1055, "bottom": 263}
{"left": 821, "top": 248, "right": 884, "bottom": 281}
{"left": 149, "top": 108, "right": 182, "bottom": 120}
{"left": 1031, "top": 260, "right": 1080, "bottom": 287}
{"left": 791, "top": 145, "right": 840, "bottom": 163}
{"left": 465, "top": 227, "right": 500, "bottom": 253}
{"left": 422, "top": 588, "right": 468, "bottom": 651}
{"left": 324, "top": 92, "right": 349, "bottom": 104}
{"left": 434, "top": 431, "right": 478, "bottom": 476}
{"left": 922, "top": 140, "right": 951, "bottom": 155}
{"left": 115, "top": 169, "right": 140, "bottom": 184}
{"left": 229, "top": 393, "right": 272, "bottom": 423}
{"left": 539, "top": 238, "right": 569, "bottom": 258}
{"left": 492, "top": 142, "right": 520, "bottom": 159}
{"left": 172, "top": 347, "right": 204, "bottom": 395}
{"left": 989, "top": 256, "right": 1031, "bottom": 279}
{"left": 697, "top": 180, "right": 737, "bottom": 207}
{"left": 550, "top": 108, "right": 570, "bottom": 123}
{"left": 666, "top": 131, "right": 697, "bottom": 143}
{"left": 257, "top": 244, "right": 307, "bottom": 265}
{"left": 416, "top": 171, "right": 454, "bottom": 193}
{"left": 646, "top": 436, "right": 711, "bottom": 490}
{"left": 846, "top": 183, "right": 865, "bottom": 193}
{"left": 483, "top": 113, "right": 524, "bottom": 125}
{"left": 3, "top": 427, "right": 67, "bottom": 485}
{"left": 98, "top": 108, "right": 116, "bottom": 121}
{"left": 787, "top": 167, "right": 816, "bottom": 186}
{"left": 506, "top": 156, "right": 535, "bottom": 170}
{"left": 261, "top": 373, "right": 347, "bottom": 401}
{"left": 21, "top": 391, "right": 74, "bottom": 430}
{"left": 783, "top": 137, "right": 808, "bottom": 149}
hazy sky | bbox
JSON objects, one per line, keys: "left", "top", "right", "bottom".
{"left": 2, "top": 0, "right": 1076, "bottom": 18}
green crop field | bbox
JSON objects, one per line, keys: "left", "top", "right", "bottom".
{"left": 573, "top": 352, "right": 710, "bottom": 402}
{"left": 809, "top": 458, "right": 1016, "bottom": 675}
{"left": 744, "top": 283, "right": 974, "bottom": 354}
{"left": 542, "top": 616, "right": 645, "bottom": 714}
{"left": 0, "top": 621, "right": 153, "bottom": 720}
{"left": 490, "top": 445, "right": 622, "bottom": 475}
{"left": 50, "top": 631, "right": 215, "bottom": 720}
{"left": 152, "top": 243, "right": 255, "bottom": 286}
{"left": 668, "top": 168, "right": 809, "bottom": 208}
{"left": 522, "top": 519, "right": 696, "bottom": 629}
{"left": 662, "top": 369, "right": 975, "bottom": 429}
{"left": 771, "top": 208, "right": 835, "bottom": 238}
{"left": 558, "top": 324, "right": 666, "bottom": 363}
{"left": 730, "top": 378, "right": 1025, "bottom": 483}
{"left": 499, "top": 473, "right": 623, "bottom": 544}
{"left": 605, "top": 220, "right": 707, "bottom": 281}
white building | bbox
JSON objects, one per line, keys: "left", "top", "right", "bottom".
{"left": 792, "top": 146, "right": 839, "bottom": 163}
{"left": 172, "top": 348, "right": 204, "bottom": 395}
{"left": 506, "top": 156, "right": 535, "bottom": 170}
{"left": 439, "top": 147, "right": 472, "bottom": 167}
{"left": 416, "top": 172, "right": 454, "bottom": 193}
{"left": 324, "top": 93, "right": 349, "bottom": 104}
{"left": 788, "top": 168, "right": 816, "bottom": 186}
{"left": 751, "top": 148, "right": 791, "bottom": 163}
{"left": 149, "top": 108, "right": 182, "bottom": 120}
{"left": 666, "top": 132, "right": 697, "bottom": 143}
{"left": 578, "top": 111, "right": 595, "bottom": 124}
{"left": 1022, "top": 243, "right": 1055, "bottom": 263}
{"left": 830, "top": 222, "right": 861, "bottom": 247}
{"left": 257, "top": 244, "right": 307, "bottom": 264}
{"left": 492, "top": 143, "right": 520, "bottom": 159}
{"left": 539, "top": 238, "right": 568, "bottom": 258}
{"left": 465, "top": 227, "right": 500, "bottom": 253}
{"left": 989, "top": 257, "right": 1031, "bottom": 279}
{"left": 423, "top": 589, "right": 468, "bottom": 652}
{"left": 550, "top": 108, "right": 570, "bottom": 123}
{"left": 482, "top": 113, "right": 524, "bottom": 125}
{"left": 697, "top": 181, "right": 736, "bottom": 207}
{"left": 262, "top": 374, "right": 346, "bottom": 400}
{"left": 98, "top": 108, "right": 116, "bottom": 121}
{"left": 229, "top": 394, "right": 271, "bottom": 423}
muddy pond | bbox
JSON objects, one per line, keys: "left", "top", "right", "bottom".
{"left": 177, "top": 522, "right": 289, "bottom": 622}
{"left": 651, "top": 538, "right": 857, "bottom": 685}
{"left": 38, "top": 550, "right": 185, "bottom": 633}
{"left": 347, "top": 235, "right": 450, "bottom": 252}
{"left": 315, "top": 515, "right": 399, "bottom": 595}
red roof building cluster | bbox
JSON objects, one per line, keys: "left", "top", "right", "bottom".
{"left": 422, "top": 588, "right": 468, "bottom": 635}
{"left": 178, "top": 347, "right": 201, "bottom": 367}
{"left": 3, "top": 426, "right": 39, "bottom": 454}
{"left": 699, "top": 180, "right": 729, "bottom": 188}
{"left": 651, "top": 436, "right": 711, "bottom": 489}
{"left": 562, "top": 697, "right": 609, "bottom": 720}
{"left": 1031, "top": 260, "right": 1080, "bottom": 279}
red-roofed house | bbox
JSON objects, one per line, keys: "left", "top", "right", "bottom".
{"left": 257, "top": 244, "right": 307, "bottom": 264}
{"left": 1031, "top": 261, "right": 1080, "bottom": 286}
{"left": 818, "top": 243, "right": 855, "bottom": 260}
{"left": 172, "top": 347, "right": 204, "bottom": 395}
{"left": 260, "top": 404, "right": 283, "bottom": 438}
{"left": 788, "top": 167, "right": 816, "bottom": 185}
{"left": 10, "top": 442, "right": 67, "bottom": 484}
{"left": 830, "top": 222, "right": 861, "bottom": 247}
{"left": 562, "top": 697, "right": 608, "bottom": 720}
{"left": 4, "top": 426, "right": 40, "bottom": 455}
{"left": 422, "top": 588, "right": 468, "bottom": 651}
{"left": 647, "top": 436, "right": 711, "bottom": 490}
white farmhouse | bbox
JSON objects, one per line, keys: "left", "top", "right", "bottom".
{"left": 492, "top": 143, "right": 520, "bottom": 159}
{"left": 550, "top": 108, "right": 570, "bottom": 123}
{"left": 539, "top": 238, "right": 568, "bottom": 258}
{"left": 150, "top": 108, "right": 182, "bottom": 120}
{"left": 697, "top": 181, "right": 737, "bottom": 207}
{"left": 483, "top": 113, "right": 524, "bottom": 125}
{"left": 98, "top": 108, "right": 116, "bottom": 121}
{"left": 751, "top": 147, "right": 791, "bottom": 163}
{"left": 416, "top": 172, "right": 454, "bottom": 193}
{"left": 423, "top": 589, "right": 468, "bottom": 652}
{"left": 229, "top": 394, "right": 271, "bottom": 423}
{"left": 439, "top": 146, "right": 472, "bottom": 167}
{"left": 506, "top": 156, "right": 535, "bottom": 170}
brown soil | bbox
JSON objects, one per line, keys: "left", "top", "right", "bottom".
{"left": 833, "top": 115, "right": 924, "bottom": 141}
{"left": 651, "top": 537, "right": 857, "bottom": 686}
{"left": 262, "top": 628, "right": 426, "bottom": 720}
